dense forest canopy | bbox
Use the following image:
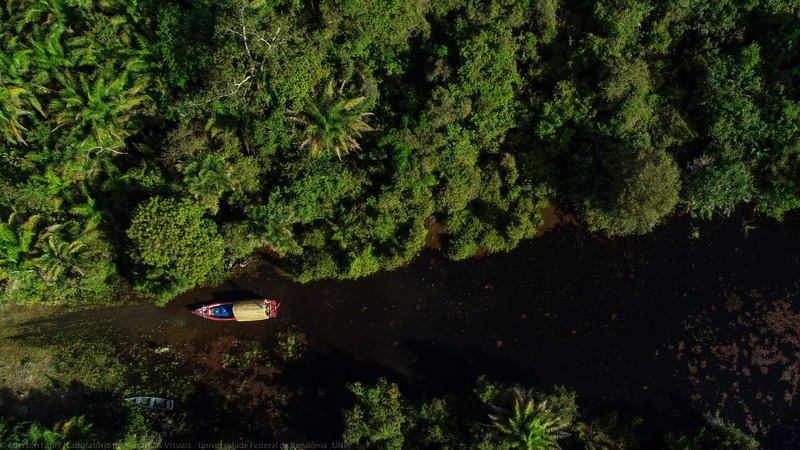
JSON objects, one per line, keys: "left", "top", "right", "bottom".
{"left": 1, "top": 0, "right": 799, "bottom": 305}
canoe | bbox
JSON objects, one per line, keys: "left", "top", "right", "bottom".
{"left": 125, "top": 396, "right": 173, "bottom": 411}
{"left": 191, "top": 299, "right": 279, "bottom": 322}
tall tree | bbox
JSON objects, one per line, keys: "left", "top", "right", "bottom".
{"left": 127, "top": 197, "right": 225, "bottom": 304}
{"left": 31, "top": 224, "right": 87, "bottom": 285}
{"left": 48, "top": 70, "right": 150, "bottom": 151}
{"left": 488, "top": 387, "right": 572, "bottom": 450}
{"left": 343, "top": 378, "right": 409, "bottom": 450}
{"left": 0, "top": 213, "right": 38, "bottom": 267}
{"left": 289, "top": 81, "right": 373, "bottom": 160}
{"left": 0, "top": 84, "right": 27, "bottom": 144}
{"left": 571, "top": 138, "right": 681, "bottom": 236}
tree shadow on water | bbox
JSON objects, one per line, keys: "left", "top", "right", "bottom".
{"left": 279, "top": 339, "right": 543, "bottom": 442}
{"left": 765, "top": 412, "right": 800, "bottom": 450}
{"left": 279, "top": 347, "right": 398, "bottom": 442}
{"left": 211, "top": 289, "right": 269, "bottom": 302}
{"left": 398, "top": 338, "right": 542, "bottom": 397}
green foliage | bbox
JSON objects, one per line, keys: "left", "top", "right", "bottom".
{"left": 572, "top": 413, "right": 642, "bottom": 450}
{"left": 0, "top": 84, "right": 40, "bottom": 145}
{"left": 684, "top": 156, "right": 754, "bottom": 219}
{"left": 690, "top": 0, "right": 759, "bottom": 41}
{"left": 343, "top": 378, "right": 409, "bottom": 449}
{"left": 339, "top": 378, "right": 760, "bottom": 450}
{"left": 56, "top": 339, "right": 126, "bottom": 392}
{"left": 413, "top": 398, "right": 460, "bottom": 449}
{"left": 162, "top": 123, "right": 261, "bottom": 214}
{"left": 688, "top": 41, "right": 800, "bottom": 220}
{"left": 127, "top": 197, "right": 224, "bottom": 304}
{"left": 573, "top": 142, "right": 681, "bottom": 236}
{"left": 0, "top": 213, "right": 38, "bottom": 266}
{"left": 114, "top": 410, "right": 162, "bottom": 450}
{"left": 488, "top": 387, "right": 572, "bottom": 450}
{"left": 533, "top": 0, "right": 559, "bottom": 43}
{"left": 0, "top": 415, "right": 93, "bottom": 449}
{"left": 276, "top": 327, "right": 307, "bottom": 361}
{"left": 664, "top": 412, "right": 759, "bottom": 450}
{"left": 0, "top": 211, "right": 116, "bottom": 306}
{"left": 154, "top": 2, "right": 214, "bottom": 91}
{"left": 446, "top": 156, "right": 550, "bottom": 260}
{"left": 47, "top": 70, "right": 151, "bottom": 151}
{"left": 323, "top": 0, "right": 430, "bottom": 75}
{"left": 289, "top": 81, "right": 374, "bottom": 160}
{"left": 1, "top": 0, "right": 799, "bottom": 300}
{"left": 341, "top": 377, "right": 651, "bottom": 450}
{"left": 590, "top": 0, "right": 650, "bottom": 59}
{"left": 536, "top": 81, "right": 595, "bottom": 145}
{"left": 696, "top": 45, "right": 766, "bottom": 161}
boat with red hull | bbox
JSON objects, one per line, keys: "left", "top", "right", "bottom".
{"left": 192, "top": 299, "right": 279, "bottom": 321}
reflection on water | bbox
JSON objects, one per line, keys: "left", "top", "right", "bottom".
{"left": 677, "top": 297, "right": 800, "bottom": 436}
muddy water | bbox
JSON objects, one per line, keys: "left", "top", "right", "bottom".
{"left": 49, "top": 214, "right": 800, "bottom": 446}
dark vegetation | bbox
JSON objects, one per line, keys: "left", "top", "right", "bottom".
{"left": 0, "top": 313, "right": 309, "bottom": 447}
{"left": 341, "top": 377, "right": 760, "bottom": 449}
{"left": 1, "top": 0, "right": 798, "bottom": 305}
{"left": 0, "top": 370, "right": 760, "bottom": 449}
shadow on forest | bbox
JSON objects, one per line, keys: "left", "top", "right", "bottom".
{"left": 280, "top": 347, "right": 394, "bottom": 442}
{"left": 279, "top": 338, "right": 694, "bottom": 445}
{"left": 4, "top": 312, "right": 119, "bottom": 350}
{"left": 281, "top": 339, "right": 541, "bottom": 442}
{"left": 0, "top": 383, "right": 125, "bottom": 430}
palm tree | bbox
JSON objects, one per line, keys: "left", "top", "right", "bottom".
{"left": 289, "top": 81, "right": 374, "bottom": 160}
{"left": 0, "top": 213, "right": 39, "bottom": 299}
{"left": 0, "top": 83, "right": 33, "bottom": 144}
{"left": 182, "top": 154, "right": 234, "bottom": 215}
{"left": 0, "top": 43, "right": 47, "bottom": 145}
{"left": 70, "top": 190, "right": 104, "bottom": 232}
{"left": 16, "top": 416, "right": 91, "bottom": 448}
{"left": 8, "top": 0, "right": 68, "bottom": 34}
{"left": 24, "top": 422, "right": 62, "bottom": 447}
{"left": 489, "top": 387, "right": 571, "bottom": 450}
{"left": 245, "top": 199, "right": 302, "bottom": 257}
{"left": 0, "top": 213, "right": 39, "bottom": 266}
{"left": 29, "top": 22, "right": 70, "bottom": 70}
{"left": 29, "top": 168, "right": 73, "bottom": 210}
{"left": 52, "top": 415, "right": 92, "bottom": 444}
{"left": 48, "top": 69, "right": 150, "bottom": 151}
{"left": 31, "top": 222, "right": 86, "bottom": 285}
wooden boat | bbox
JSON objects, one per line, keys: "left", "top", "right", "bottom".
{"left": 191, "top": 299, "right": 279, "bottom": 322}
{"left": 125, "top": 396, "right": 173, "bottom": 411}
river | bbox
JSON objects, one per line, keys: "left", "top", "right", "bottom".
{"left": 40, "top": 212, "right": 800, "bottom": 447}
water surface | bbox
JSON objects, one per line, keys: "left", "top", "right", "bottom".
{"left": 46, "top": 214, "right": 800, "bottom": 446}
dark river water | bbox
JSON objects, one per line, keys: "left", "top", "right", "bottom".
{"left": 59, "top": 213, "right": 800, "bottom": 447}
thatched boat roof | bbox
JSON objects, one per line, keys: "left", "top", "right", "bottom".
{"left": 233, "top": 299, "right": 269, "bottom": 321}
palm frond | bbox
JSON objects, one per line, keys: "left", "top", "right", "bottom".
{"left": 17, "top": 214, "right": 39, "bottom": 253}
{"left": 289, "top": 81, "right": 375, "bottom": 160}
{"left": 342, "top": 96, "right": 367, "bottom": 110}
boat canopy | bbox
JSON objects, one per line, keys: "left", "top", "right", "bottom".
{"left": 210, "top": 304, "right": 234, "bottom": 318}
{"left": 233, "top": 299, "right": 270, "bottom": 321}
